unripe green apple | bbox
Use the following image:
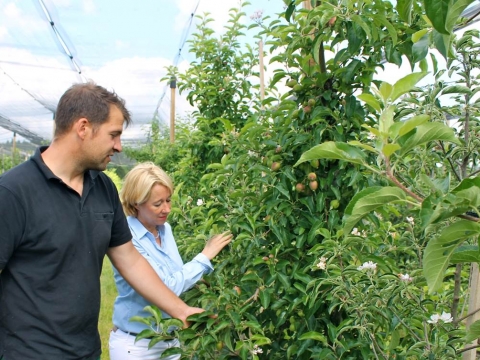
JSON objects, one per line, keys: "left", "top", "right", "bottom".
{"left": 310, "top": 159, "right": 319, "bottom": 168}
{"left": 293, "top": 84, "right": 303, "bottom": 92}
{"left": 286, "top": 79, "right": 298, "bottom": 87}
{"left": 330, "top": 199, "right": 340, "bottom": 209}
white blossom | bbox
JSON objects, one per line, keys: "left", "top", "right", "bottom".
{"left": 250, "top": 9, "right": 264, "bottom": 23}
{"left": 428, "top": 312, "right": 453, "bottom": 324}
{"left": 440, "top": 312, "right": 453, "bottom": 323}
{"left": 252, "top": 344, "right": 263, "bottom": 355}
{"left": 398, "top": 273, "right": 412, "bottom": 282}
{"left": 247, "top": 150, "right": 257, "bottom": 157}
{"left": 196, "top": 199, "right": 204, "bottom": 206}
{"left": 357, "top": 261, "right": 377, "bottom": 271}
{"left": 317, "top": 257, "right": 327, "bottom": 270}
{"left": 351, "top": 228, "right": 367, "bottom": 237}
{"left": 427, "top": 313, "right": 441, "bottom": 324}
{"left": 351, "top": 228, "right": 361, "bottom": 236}
{"left": 406, "top": 216, "right": 415, "bottom": 226}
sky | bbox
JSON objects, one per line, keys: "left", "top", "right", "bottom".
{"left": 0, "top": 0, "right": 284, "bottom": 145}
{"left": 1, "top": 0, "right": 479, "bottom": 147}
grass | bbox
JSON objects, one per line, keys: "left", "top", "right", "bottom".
{"left": 99, "top": 257, "right": 117, "bottom": 360}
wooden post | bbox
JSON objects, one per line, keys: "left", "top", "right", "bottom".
{"left": 303, "top": 0, "right": 313, "bottom": 10}
{"left": 12, "top": 132, "right": 16, "bottom": 165}
{"left": 259, "top": 39, "right": 265, "bottom": 109}
{"left": 463, "top": 263, "right": 480, "bottom": 360}
{"left": 170, "top": 76, "right": 176, "bottom": 144}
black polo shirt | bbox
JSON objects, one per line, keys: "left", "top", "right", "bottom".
{"left": 0, "top": 146, "right": 131, "bottom": 359}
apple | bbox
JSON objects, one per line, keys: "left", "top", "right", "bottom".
{"left": 309, "top": 180, "right": 318, "bottom": 191}
{"left": 310, "top": 159, "right": 319, "bottom": 168}
{"left": 307, "top": 172, "right": 317, "bottom": 181}
{"left": 295, "top": 183, "right": 305, "bottom": 192}
{"left": 286, "top": 79, "right": 298, "bottom": 87}
{"left": 271, "top": 162, "right": 281, "bottom": 171}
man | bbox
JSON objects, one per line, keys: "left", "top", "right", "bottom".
{"left": 0, "top": 82, "right": 203, "bottom": 359}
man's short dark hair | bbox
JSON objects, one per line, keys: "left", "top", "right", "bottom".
{"left": 54, "top": 82, "right": 132, "bottom": 136}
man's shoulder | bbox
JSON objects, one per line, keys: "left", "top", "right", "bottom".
{"left": 0, "top": 160, "right": 38, "bottom": 188}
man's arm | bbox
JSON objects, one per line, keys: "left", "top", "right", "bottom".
{"left": 107, "top": 241, "right": 203, "bottom": 326}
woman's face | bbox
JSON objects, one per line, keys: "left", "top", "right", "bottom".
{"left": 135, "top": 183, "right": 172, "bottom": 229}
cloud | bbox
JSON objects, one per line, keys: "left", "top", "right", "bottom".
{"left": 3, "top": 2, "right": 20, "bottom": 18}
{"left": 0, "top": 26, "right": 8, "bottom": 41}
{"left": 82, "top": 0, "right": 96, "bottom": 14}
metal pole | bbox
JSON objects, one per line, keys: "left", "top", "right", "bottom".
{"left": 259, "top": 40, "right": 265, "bottom": 109}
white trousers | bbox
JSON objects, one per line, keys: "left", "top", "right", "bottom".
{"left": 109, "top": 327, "right": 181, "bottom": 360}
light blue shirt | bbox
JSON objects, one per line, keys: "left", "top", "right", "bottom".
{"left": 112, "top": 216, "right": 213, "bottom": 334}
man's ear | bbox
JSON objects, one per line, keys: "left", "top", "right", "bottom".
{"left": 75, "top": 118, "right": 90, "bottom": 139}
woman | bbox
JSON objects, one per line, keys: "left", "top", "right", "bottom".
{"left": 109, "top": 162, "right": 232, "bottom": 360}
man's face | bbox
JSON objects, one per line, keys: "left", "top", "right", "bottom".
{"left": 84, "top": 105, "right": 124, "bottom": 171}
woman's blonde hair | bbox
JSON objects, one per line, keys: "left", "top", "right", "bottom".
{"left": 120, "top": 162, "right": 174, "bottom": 217}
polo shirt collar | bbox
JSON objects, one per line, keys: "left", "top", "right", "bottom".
{"left": 31, "top": 146, "right": 101, "bottom": 181}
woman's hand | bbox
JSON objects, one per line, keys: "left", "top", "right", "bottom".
{"left": 201, "top": 231, "right": 233, "bottom": 260}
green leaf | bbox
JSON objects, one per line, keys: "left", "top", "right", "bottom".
{"left": 129, "top": 316, "right": 153, "bottom": 327}
{"left": 277, "top": 272, "right": 291, "bottom": 289}
{"left": 399, "top": 122, "right": 461, "bottom": 155}
{"left": 412, "top": 35, "right": 429, "bottom": 63}
{"left": 382, "top": 143, "right": 401, "bottom": 157}
{"left": 312, "top": 34, "right": 322, "bottom": 67}
{"left": 351, "top": 14, "right": 371, "bottom": 40}
{"left": 259, "top": 289, "right": 271, "bottom": 309}
{"left": 379, "top": 105, "right": 395, "bottom": 134}
{"left": 424, "top": 0, "right": 450, "bottom": 35}
{"left": 372, "top": 14, "right": 397, "bottom": 45}
{"left": 250, "top": 334, "right": 272, "bottom": 345}
{"left": 379, "top": 82, "right": 393, "bottom": 103}
{"left": 390, "top": 72, "right": 428, "bottom": 102}
{"left": 412, "top": 29, "right": 429, "bottom": 43}
{"left": 396, "top": 115, "right": 430, "bottom": 137}
{"left": 285, "top": 1, "right": 295, "bottom": 23}
{"left": 357, "top": 93, "right": 381, "bottom": 112}
{"left": 451, "top": 177, "right": 480, "bottom": 207}
{"left": 423, "top": 220, "right": 480, "bottom": 292}
{"left": 135, "top": 329, "right": 158, "bottom": 342}
{"left": 465, "top": 320, "right": 480, "bottom": 343}
{"left": 344, "top": 187, "right": 406, "bottom": 235}
{"left": 143, "top": 305, "right": 163, "bottom": 324}
{"left": 441, "top": 85, "right": 473, "bottom": 95}
{"left": 445, "top": 0, "right": 476, "bottom": 33}
{"left": 433, "top": 29, "right": 452, "bottom": 60}
{"left": 450, "top": 245, "right": 480, "bottom": 264}
{"left": 396, "top": 0, "right": 413, "bottom": 23}
{"left": 294, "top": 142, "right": 367, "bottom": 167}
{"left": 348, "top": 140, "right": 377, "bottom": 153}
{"left": 298, "top": 331, "right": 327, "bottom": 344}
